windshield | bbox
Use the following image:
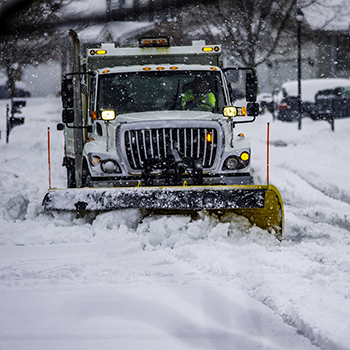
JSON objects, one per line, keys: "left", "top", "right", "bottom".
{"left": 97, "top": 70, "right": 226, "bottom": 114}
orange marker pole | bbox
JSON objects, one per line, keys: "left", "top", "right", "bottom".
{"left": 267, "top": 122, "right": 270, "bottom": 185}
{"left": 47, "top": 127, "right": 51, "bottom": 189}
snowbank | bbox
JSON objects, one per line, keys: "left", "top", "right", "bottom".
{"left": 1, "top": 97, "right": 350, "bottom": 349}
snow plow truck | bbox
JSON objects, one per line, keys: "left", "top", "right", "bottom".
{"left": 43, "top": 30, "right": 284, "bottom": 240}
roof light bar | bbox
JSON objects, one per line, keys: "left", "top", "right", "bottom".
{"left": 139, "top": 37, "right": 170, "bottom": 48}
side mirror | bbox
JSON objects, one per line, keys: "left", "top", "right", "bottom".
{"left": 247, "top": 102, "right": 259, "bottom": 116}
{"left": 62, "top": 78, "right": 74, "bottom": 109}
{"left": 61, "top": 77, "right": 74, "bottom": 124}
{"left": 62, "top": 109, "right": 74, "bottom": 124}
{"left": 57, "top": 123, "right": 65, "bottom": 131}
{"left": 246, "top": 72, "right": 257, "bottom": 102}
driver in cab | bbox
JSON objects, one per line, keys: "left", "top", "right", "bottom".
{"left": 181, "top": 77, "right": 216, "bottom": 111}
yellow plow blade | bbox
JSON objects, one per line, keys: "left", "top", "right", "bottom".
{"left": 43, "top": 183, "right": 284, "bottom": 240}
{"left": 228, "top": 184, "right": 284, "bottom": 240}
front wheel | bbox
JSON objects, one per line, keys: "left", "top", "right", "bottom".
{"left": 82, "top": 159, "right": 91, "bottom": 187}
{"left": 66, "top": 158, "right": 76, "bottom": 188}
{"left": 65, "top": 158, "right": 91, "bottom": 188}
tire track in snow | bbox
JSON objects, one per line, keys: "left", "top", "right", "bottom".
{"left": 272, "top": 167, "right": 350, "bottom": 237}
{"left": 166, "top": 235, "right": 350, "bottom": 350}
{"left": 131, "top": 203, "right": 350, "bottom": 350}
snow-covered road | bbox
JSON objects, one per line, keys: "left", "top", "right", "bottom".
{"left": 1, "top": 97, "right": 350, "bottom": 349}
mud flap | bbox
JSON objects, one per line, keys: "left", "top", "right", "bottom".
{"left": 43, "top": 184, "right": 284, "bottom": 239}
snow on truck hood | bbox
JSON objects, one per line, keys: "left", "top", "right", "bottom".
{"left": 113, "top": 110, "right": 223, "bottom": 123}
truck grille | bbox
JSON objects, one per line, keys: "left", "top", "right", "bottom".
{"left": 124, "top": 127, "right": 218, "bottom": 170}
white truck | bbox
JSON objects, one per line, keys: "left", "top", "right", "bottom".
{"left": 43, "top": 31, "right": 284, "bottom": 239}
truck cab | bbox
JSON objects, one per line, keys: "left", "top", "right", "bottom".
{"left": 61, "top": 37, "right": 258, "bottom": 189}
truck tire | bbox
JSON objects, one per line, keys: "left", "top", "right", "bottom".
{"left": 66, "top": 158, "right": 76, "bottom": 188}
{"left": 82, "top": 159, "right": 91, "bottom": 187}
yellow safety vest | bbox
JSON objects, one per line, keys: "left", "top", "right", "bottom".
{"left": 182, "top": 90, "right": 216, "bottom": 111}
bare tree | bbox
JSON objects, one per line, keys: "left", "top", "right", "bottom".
{"left": 180, "top": 0, "right": 350, "bottom": 68}
{"left": 180, "top": 0, "right": 302, "bottom": 67}
{"left": 0, "top": 0, "right": 67, "bottom": 97}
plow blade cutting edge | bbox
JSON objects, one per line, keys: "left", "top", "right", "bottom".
{"left": 43, "top": 184, "right": 284, "bottom": 240}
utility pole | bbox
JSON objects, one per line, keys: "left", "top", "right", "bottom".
{"left": 106, "top": 0, "right": 111, "bottom": 21}
{"left": 69, "top": 30, "right": 84, "bottom": 188}
{"left": 296, "top": 7, "right": 304, "bottom": 130}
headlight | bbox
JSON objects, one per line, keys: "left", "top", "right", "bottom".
{"left": 224, "top": 156, "right": 240, "bottom": 170}
{"left": 101, "top": 110, "right": 116, "bottom": 121}
{"left": 89, "top": 156, "right": 101, "bottom": 166}
{"left": 223, "top": 152, "right": 250, "bottom": 171}
{"left": 223, "top": 106, "right": 246, "bottom": 117}
{"left": 223, "top": 107, "right": 237, "bottom": 117}
{"left": 101, "top": 159, "right": 121, "bottom": 173}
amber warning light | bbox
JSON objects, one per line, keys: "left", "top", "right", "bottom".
{"left": 139, "top": 37, "right": 170, "bottom": 48}
{"left": 90, "top": 49, "right": 107, "bottom": 55}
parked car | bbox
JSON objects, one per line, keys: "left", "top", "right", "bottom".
{"left": 0, "top": 82, "right": 31, "bottom": 99}
{"left": 315, "top": 86, "right": 350, "bottom": 120}
{"left": 275, "top": 78, "right": 350, "bottom": 122}
{"left": 257, "top": 92, "right": 274, "bottom": 114}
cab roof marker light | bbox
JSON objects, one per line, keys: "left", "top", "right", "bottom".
{"left": 102, "top": 70, "right": 110, "bottom": 74}
{"left": 170, "top": 66, "right": 178, "bottom": 70}
{"left": 143, "top": 67, "right": 152, "bottom": 71}
{"left": 156, "top": 67, "right": 165, "bottom": 70}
